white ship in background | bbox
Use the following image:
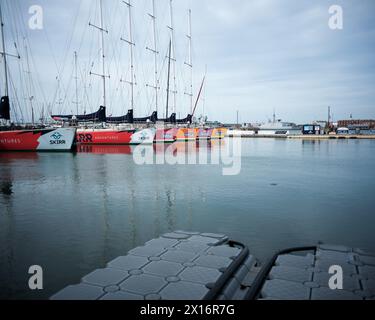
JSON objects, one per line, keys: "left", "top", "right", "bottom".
{"left": 258, "top": 111, "right": 301, "bottom": 136}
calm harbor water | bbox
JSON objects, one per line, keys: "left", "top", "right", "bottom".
{"left": 1, "top": 138, "right": 375, "bottom": 299}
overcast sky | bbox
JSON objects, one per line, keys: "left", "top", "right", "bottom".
{"left": 1, "top": 0, "right": 375, "bottom": 124}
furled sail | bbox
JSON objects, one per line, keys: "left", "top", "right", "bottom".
{"left": 0, "top": 96, "right": 10, "bottom": 120}
{"left": 106, "top": 109, "right": 133, "bottom": 124}
{"left": 133, "top": 111, "right": 158, "bottom": 123}
{"left": 158, "top": 113, "right": 176, "bottom": 123}
{"left": 176, "top": 114, "right": 192, "bottom": 124}
{"left": 51, "top": 106, "right": 106, "bottom": 122}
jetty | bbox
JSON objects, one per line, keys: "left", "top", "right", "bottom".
{"left": 51, "top": 231, "right": 375, "bottom": 300}
{"left": 288, "top": 135, "right": 375, "bottom": 140}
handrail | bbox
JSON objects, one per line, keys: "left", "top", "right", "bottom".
{"left": 203, "top": 240, "right": 249, "bottom": 300}
{"left": 245, "top": 245, "right": 317, "bottom": 300}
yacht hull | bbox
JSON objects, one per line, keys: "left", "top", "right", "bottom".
{"left": 0, "top": 127, "right": 76, "bottom": 151}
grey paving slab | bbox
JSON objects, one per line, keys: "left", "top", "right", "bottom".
{"left": 232, "top": 287, "right": 249, "bottom": 300}
{"left": 233, "top": 265, "right": 250, "bottom": 283}
{"left": 128, "top": 245, "right": 167, "bottom": 257}
{"left": 179, "top": 266, "right": 222, "bottom": 284}
{"left": 188, "top": 235, "right": 221, "bottom": 244}
{"left": 312, "top": 272, "right": 361, "bottom": 291}
{"left": 103, "top": 285, "right": 120, "bottom": 293}
{"left": 201, "top": 232, "right": 226, "bottom": 239}
{"left": 107, "top": 255, "right": 150, "bottom": 271}
{"left": 357, "top": 254, "right": 375, "bottom": 266}
{"left": 160, "top": 249, "right": 197, "bottom": 263}
{"left": 100, "top": 291, "right": 144, "bottom": 300}
{"left": 318, "top": 244, "right": 351, "bottom": 252}
{"left": 315, "top": 259, "right": 357, "bottom": 274}
{"left": 311, "top": 287, "right": 362, "bottom": 300}
{"left": 119, "top": 274, "right": 167, "bottom": 295}
{"left": 174, "top": 241, "right": 210, "bottom": 253}
{"left": 241, "top": 270, "right": 259, "bottom": 287}
{"left": 145, "top": 237, "right": 179, "bottom": 248}
{"left": 50, "top": 283, "right": 104, "bottom": 300}
{"left": 221, "top": 278, "right": 241, "bottom": 299}
{"left": 261, "top": 279, "right": 310, "bottom": 300}
{"left": 242, "top": 255, "right": 257, "bottom": 271}
{"left": 159, "top": 281, "right": 209, "bottom": 300}
{"left": 358, "top": 265, "right": 375, "bottom": 279}
{"left": 174, "top": 230, "right": 200, "bottom": 235}
{"left": 142, "top": 260, "right": 184, "bottom": 277}
{"left": 82, "top": 268, "right": 129, "bottom": 287}
{"left": 275, "top": 254, "right": 314, "bottom": 269}
{"left": 206, "top": 246, "right": 241, "bottom": 258}
{"left": 162, "top": 232, "right": 190, "bottom": 239}
{"left": 269, "top": 266, "right": 312, "bottom": 283}
{"left": 194, "top": 255, "right": 232, "bottom": 269}
{"left": 361, "top": 279, "right": 375, "bottom": 295}
{"left": 316, "top": 250, "right": 355, "bottom": 263}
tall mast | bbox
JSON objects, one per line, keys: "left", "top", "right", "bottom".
{"left": 120, "top": 0, "right": 135, "bottom": 111}
{"left": 166, "top": 39, "right": 172, "bottom": 119}
{"left": 89, "top": 0, "right": 108, "bottom": 108}
{"left": 73, "top": 51, "right": 79, "bottom": 115}
{"left": 0, "top": 2, "right": 9, "bottom": 96}
{"left": 168, "top": 0, "right": 177, "bottom": 114}
{"left": 184, "top": 9, "right": 193, "bottom": 114}
{"left": 146, "top": 0, "right": 159, "bottom": 114}
{"left": 24, "top": 42, "right": 34, "bottom": 125}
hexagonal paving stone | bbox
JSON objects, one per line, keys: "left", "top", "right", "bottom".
{"left": 358, "top": 265, "right": 375, "bottom": 279}
{"left": 129, "top": 245, "right": 167, "bottom": 257}
{"left": 100, "top": 291, "right": 144, "bottom": 300}
{"left": 82, "top": 268, "right": 129, "bottom": 287}
{"left": 315, "top": 260, "right": 357, "bottom": 274}
{"left": 312, "top": 272, "right": 361, "bottom": 291}
{"left": 174, "top": 242, "right": 210, "bottom": 253}
{"left": 316, "top": 250, "right": 355, "bottom": 263}
{"left": 275, "top": 254, "right": 314, "bottom": 269}
{"left": 119, "top": 274, "right": 167, "bottom": 295}
{"left": 261, "top": 279, "right": 310, "bottom": 300}
{"left": 188, "top": 235, "right": 220, "bottom": 244}
{"left": 358, "top": 255, "right": 375, "bottom": 266}
{"left": 269, "top": 266, "right": 312, "bottom": 283}
{"left": 142, "top": 260, "right": 184, "bottom": 277}
{"left": 145, "top": 237, "right": 179, "bottom": 248}
{"left": 221, "top": 277, "right": 241, "bottom": 298}
{"left": 179, "top": 266, "right": 222, "bottom": 284}
{"left": 50, "top": 283, "right": 104, "bottom": 300}
{"left": 107, "top": 255, "right": 149, "bottom": 271}
{"left": 159, "top": 281, "right": 209, "bottom": 300}
{"left": 318, "top": 244, "right": 351, "bottom": 252}
{"left": 174, "top": 230, "right": 200, "bottom": 235}
{"left": 206, "top": 245, "right": 241, "bottom": 258}
{"left": 201, "top": 233, "right": 226, "bottom": 239}
{"left": 311, "top": 287, "right": 362, "bottom": 300}
{"left": 361, "top": 279, "right": 375, "bottom": 295}
{"left": 160, "top": 249, "right": 197, "bottom": 263}
{"left": 193, "top": 255, "right": 232, "bottom": 269}
{"left": 162, "top": 232, "right": 190, "bottom": 239}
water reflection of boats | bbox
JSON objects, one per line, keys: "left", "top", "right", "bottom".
{"left": 76, "top": 144, "right": 133, "bottom": 155}
{"left": 75, "top": 138, "right": 225, "bottom": 156}
{"left": 0, "top": 152, "right": 39, "bottom": 160}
